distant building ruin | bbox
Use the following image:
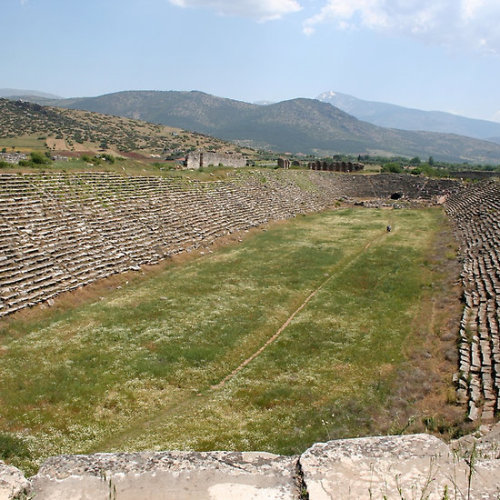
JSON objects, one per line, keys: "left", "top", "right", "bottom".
{"left": 186, "top": 151, "right": 247, "bottom": 169}
{"left": 277, "top": 158, "right": 290, "bottom": 169}
{"left": 308, "top": 160, "right": 364, "bottom": 172}
{"left": 0, "top": 152, "right": 27, "bottom": 164}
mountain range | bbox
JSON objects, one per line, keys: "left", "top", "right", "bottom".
{"left": 4, "top": 89, "right": 500, "bottom": 163}
{"left": 317, "top": 91, "right": 500, "bottom": 145}
{"left": 0, "top": 88, "right": 62, "bottom": 100}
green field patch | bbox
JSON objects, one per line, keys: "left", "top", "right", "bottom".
{"left": 0, "top": 135, "right": 47, "bottom": 151}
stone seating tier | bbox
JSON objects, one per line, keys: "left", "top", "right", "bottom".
{"left": 1, "top": 171, "right": 498, "bottom": 419}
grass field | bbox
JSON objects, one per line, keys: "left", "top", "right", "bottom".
{"left": 0, "top": 206, "right": 465, "bottom": 474}
{"left": 0, "top": 135, "right": 47, "bottom": 152}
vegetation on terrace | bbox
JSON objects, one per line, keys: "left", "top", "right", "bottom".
{"left": 0, "top": 206, "right": 466, "bottom": 474}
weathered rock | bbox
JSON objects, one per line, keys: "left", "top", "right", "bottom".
{"left": 0, "top": 461, "right": 31, "bottom": 500}
{"left": 452, "top": 422, "right": 500, "bottom": 461}
{"left": 300, "top": 434, "right": 500, "bottom": 500}
{"left": 3, "top": 430, "right": 500, "bottom": 499}
{"left": 31, "top": 451, "right": 299, "bottom": 500}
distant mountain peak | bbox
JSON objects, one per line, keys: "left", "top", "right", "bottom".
{"left": 317, "top": 90, "right": 500, "bottom": 141}
{"left": 317, "top": 91, "right": 337, "bottom": 100}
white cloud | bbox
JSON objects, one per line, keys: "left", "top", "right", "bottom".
{"left": 303, "top": 0, "right": 500, "bottom": 55}
{"left": 169, "top": 0, "right": 302, "bottom": 22}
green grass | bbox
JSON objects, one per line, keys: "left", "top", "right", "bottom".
{"left": 0, "top": 207, "right": 455, "bottom": 473}
{"left": 0, "top": 135, "right": 47, "bottom": 151}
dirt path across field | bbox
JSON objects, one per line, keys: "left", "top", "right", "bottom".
{"left": 211, "top": 229, "right": 390, "bottom": 390}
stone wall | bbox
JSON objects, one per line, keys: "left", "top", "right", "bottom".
{"left": 0, "top": 171, "right": 461, "bottom": 319}
{"left": 186, "top": 151, "right": 247, "bottom": 169}
{"left": 1, "top": 171, "right": 500, "bottom": 499}
{"left": 308, "top": 160, "right": 364, "bottom": 172}
{"left": 448, "top": 171, "right": 500, "bottom": 180}
{"left": 2, "top": 428, "right": 499, "bottom": 499}
{"left": 445, "top": 181, "right": 500, "bottom": 421}
{"left": 277, "top": 158, "right": 290, "bottom": 169}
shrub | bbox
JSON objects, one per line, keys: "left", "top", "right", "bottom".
{"left": 381, "top": 162, "right": 403, "bottom": 173}
{"left": 102, "top": 153, "right": 115, "bottom": 164}
{"left": 30, "top": 151, "right": 50, "bottom": 165}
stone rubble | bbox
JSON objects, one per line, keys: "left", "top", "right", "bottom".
{"left": 445, "top": 181, "right": 500, "bottom": 421}
{"left": 0, "top": 170, "right": 458, "bottom": 318}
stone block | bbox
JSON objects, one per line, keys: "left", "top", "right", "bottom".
{"left": 300, "top": 434, "right": 500, "bottom": 500}
{"left": 0, "top": 461, "right": 30, "bottom": 500}
{"left": 31, "top": 451, "right": 299, "bottom": 500}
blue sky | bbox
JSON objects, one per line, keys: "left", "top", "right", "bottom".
{"left": 2, "top": 0, "right": 500, "bottom": 122}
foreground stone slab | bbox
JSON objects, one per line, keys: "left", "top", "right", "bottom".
{"left": 300, "top": 434, "right": 500, "bottom": 500}
{"left": 31, "top": 450, "right": 299, "bottom": 500}
{"left": 0, "top": 461, "right": 30, "bottom": 500}
{"left": 453, "top": 422, "right": 500, "bottom": 461}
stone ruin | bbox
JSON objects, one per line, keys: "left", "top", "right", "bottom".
{"left": 277, "top": 158, "right": 290, "bottom": 169}
{"left": 2, "top": 429, "right": 500, "bottom": 499}
{"left": 445, "top": 181, "right": 500, "bottom": 422}
{"left": 0, "top": 171, "right": 460, "bottom": 319}
{"left": 0, "top": 170, "right": 495, "bottom": 421}
{"left": 185, "top": 151, "right": 247, "bottom": 169}
{"left": 308, "top": 160, "right": 364, "bottom": 172}
{"left": 0, "top": 170, "right": 499, "bottom": 499}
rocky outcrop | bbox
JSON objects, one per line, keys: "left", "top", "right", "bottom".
{"left": 2, "top": 429, "right": 499, "bottom": 499}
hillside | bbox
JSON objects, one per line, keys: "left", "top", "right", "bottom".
{"left": 0, "top": 88, "right": 61, "bottom": 100}
{"left": 0, "top": 98, "right": 254, "bottom": 159}
{"left": 28, "top": 90, "right": 500, "bottom": 163}
{"left": 318, "top": 90, "right": 500, "bottom": 144}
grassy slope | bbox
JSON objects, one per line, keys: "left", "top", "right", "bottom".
{"left": 0, "top": 206, "right": 463, "bottom": 473}
{"left": 0, "top": 98, "right": 255, "bottom": 159}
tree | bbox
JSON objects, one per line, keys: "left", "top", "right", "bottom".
{"left": 428, "top": 156, "right": 435, "bottom": 166}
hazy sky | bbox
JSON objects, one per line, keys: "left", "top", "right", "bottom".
{"left": 3, "top": 0, "right": 500, "bottom": 122}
